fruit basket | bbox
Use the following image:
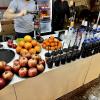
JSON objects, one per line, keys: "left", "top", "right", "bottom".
{"left": 15, "top": 35, "right": 42, "bottom": 56}
{"left": 0, "top": 61, "right": 14, "bottom": 90}
{"left": 7, "top": 39, "right": 17, "bottom": 49}
{"left": 42, "top": 35, "right": 62, "bottom": 51}
{"left": 12, "top": 54, "right": 45, "bottom": 78}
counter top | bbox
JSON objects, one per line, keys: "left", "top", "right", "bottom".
{"left": 0, "top": 30, "right": 100, "bottom": 85}
{"left": 0, "top": 30, "right": 100, "bottom": 100}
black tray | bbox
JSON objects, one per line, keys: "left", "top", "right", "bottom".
{"left": 0, "top": 49, "right": 15, "bottom": 63}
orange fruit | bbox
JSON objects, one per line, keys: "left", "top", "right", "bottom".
{"left": 31, "top": 40, "right": 37, "bottom": 47}
{"left": 16, "top": 46, "right": 22, "bottom": 54}
{"left": 51, "top": 43, "right": 55, "bottom": 47}
{"left": 24, "top": 35, "right": 32, "bottom": 42}
{"left": 34, "top": 45, "right": 41, "bottom": 53}
{"left": 29, "top": 48, "right": 36, "bottom": 54}
{"left": 48, "top": 39, "right": 53, "bottom": 43}
{"left": 51, "top": 47, "right": 55, "bottom": 50}
{"left": 45, "top": 46, "right": 49, "bottom": 50}
{"left": 54, "top": 46, "right": 57, "bottom": 50}
{"left": 45, "top": 39, "right": 49, "bottom": 43}
{"left": 37, "top": 42, "right": 40, "bottom": 46}
{"left": 54, "top": 42, "right": 58, "bottom": 46}
{"left": 18, "top": 40, "right": 25, "bottom": 47}
{"left": 45, "top": 42, "right": 49, "bottom": 46}
{"left": 54, "top": 38, "right": 58, "bottom": 42}
{"left": 43, "top": 41, "right": 47, "bottom": 44}
{"left": 42, "top": 43, "right": 46, "bottom": 48}
{"left": 58, "top": 42, "right": 62, "bottom": 49}
{"left": 24, "top": 42, "right": 32, "bottom": 50}
{"left": 50, "top": 35, "right": 54, "bottom": 40}
{"left": 20, "top": 49, "right": 28, "bottom": 56}
{"left": 49, "top": 47, "right": 51, "bottom": 50}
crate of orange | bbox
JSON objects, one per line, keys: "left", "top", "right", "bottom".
{"left": 42, "top": 35, "right": 62, "bottom": 51}
{"left": 16, "top": 35, "right": 41, "bottom": 56}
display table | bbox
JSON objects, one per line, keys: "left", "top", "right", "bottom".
{"left": 0, "top": 33, "right": 100, "bottom": 100}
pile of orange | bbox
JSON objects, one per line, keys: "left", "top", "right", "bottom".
{"left": 42, "top": 35, "right": 62, "bottom": 50}
{"left": 16, "top": 35, "right": 41, "bottom": 55}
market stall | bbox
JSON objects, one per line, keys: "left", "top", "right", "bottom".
{"left": 0, "top": 28, "right": 100, "bottom": 100}
{"left": 0, "top": 0, "right": 100, "bottom": 99}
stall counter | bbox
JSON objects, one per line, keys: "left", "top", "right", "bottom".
{"left": 0, "top": 31, "right": 100, "bottom": 100}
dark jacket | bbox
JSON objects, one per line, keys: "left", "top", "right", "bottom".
{"left": 52, "top": 0, "right": 70, "bottom": 31}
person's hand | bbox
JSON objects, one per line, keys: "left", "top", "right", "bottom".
{"left": 17, "top": 9, "right": 27, "bottom": 17}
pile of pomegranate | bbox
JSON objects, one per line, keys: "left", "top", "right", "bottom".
{"left": 7, "top": 39, "right": 17, "bottom": 49}
{"left": 0, "top": 61, "right": 14, "bottom": 90}
{"left": 12, "top": 54, "right": 45, "bottom": 77}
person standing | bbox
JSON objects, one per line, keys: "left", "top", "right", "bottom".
{"left": 3, "top": 0, "right": 38, "bottom": 38}
{"left": 69, "top": 0, "right": 76, "bottom": 21}
{"left": 52, "top": 0, "right": 70, "bottom": 31}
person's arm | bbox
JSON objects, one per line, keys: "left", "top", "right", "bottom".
{"left": 64, "top": 1, "right": 70, "bottom": 18}
{"left": 3, "top": 0, "right": 27, "bottom": 20}
{"left": 3, "top": 8, "right": 27, "bottom": 20}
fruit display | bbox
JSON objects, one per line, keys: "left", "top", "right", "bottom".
{"left": 0, "top": 61, "right": 14, "bottom": 90}
{"left": 12, "top": 54, "right": 45, "bottom": 78}
{"left": 16, "top": 35, "right": 41, "bottom": 56}
{"left": 42, "top": 35, "right": 62, "bottom": 50}
{"left": 7, "top": 39, "right": 17, "bottom": 49}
